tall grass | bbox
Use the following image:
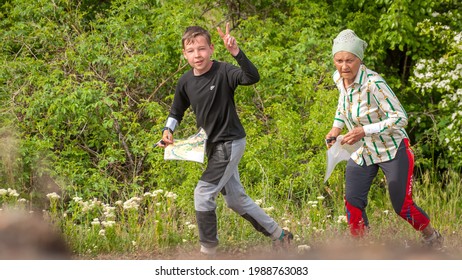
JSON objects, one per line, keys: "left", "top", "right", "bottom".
{"left": 1, "top": 168, "right": 461, "bottom": 259}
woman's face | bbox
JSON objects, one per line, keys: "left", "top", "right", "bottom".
{"left": 333, "top": 51, "right": 362, "bottom": 85}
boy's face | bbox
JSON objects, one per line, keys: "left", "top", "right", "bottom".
{"left": 183, "top": 35, "right": 214, "bottom": 76}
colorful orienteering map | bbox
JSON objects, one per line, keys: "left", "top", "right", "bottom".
{"left": 164, "top": 128, "right": 207, "bottom": 163}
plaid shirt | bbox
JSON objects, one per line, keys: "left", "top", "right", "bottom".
{"left": 332, "top": 64, "right": 409, "bottom": 166}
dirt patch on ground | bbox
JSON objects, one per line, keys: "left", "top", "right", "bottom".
{"left": 88, "top": 241, "right": 458, "bottom": 260}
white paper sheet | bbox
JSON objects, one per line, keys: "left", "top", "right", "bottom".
{"left": 324, "top": 135, "right": 362, "bottom": 182}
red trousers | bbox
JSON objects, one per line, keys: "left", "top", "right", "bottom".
{"left": 344, "top": 139, "right": 430, "bottom": 236}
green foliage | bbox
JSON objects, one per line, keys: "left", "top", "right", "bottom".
{"left": 1, "top": 0, "right": 203, "bottom": 198}
{"left": 409, "top": 14, "right": 462, "bottom": 169}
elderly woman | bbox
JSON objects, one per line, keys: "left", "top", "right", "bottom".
{"left": 325, "top": 29, "right": 442, "bottom": 246}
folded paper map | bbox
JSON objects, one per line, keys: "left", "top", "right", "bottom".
{"left": 164, "top": 128, "right": 207, "bottom": 163}
{"left": 324, "top": 135, "right": 362, "bottom": 182}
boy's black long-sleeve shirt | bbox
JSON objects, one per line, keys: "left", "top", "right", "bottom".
{"left": 168, "top": 50, "right": 260, "bottom": 143}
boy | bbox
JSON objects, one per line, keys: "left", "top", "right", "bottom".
{"left": 159, "top": 24, "right": 292, "bottom": 256}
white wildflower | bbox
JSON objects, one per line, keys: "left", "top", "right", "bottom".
{"left": 104, "top": 212, "right": 115, "bottom": 219}
{"left": 102, "top": 221, "right": 116, "bottom": 228}
{"left": 103, "top": 205, "right": 116, "bottom": 218}
{"left": 98, "top": 229, "right": 106, "bottom": 236}
{"left": 123, "top": 197, "right": 141, "bottom": 210}
{"left": 8, "top": 188, "right": 20, "bottom": 197}
{"left": 337, "top": 215, "right": 347, "bottom": 224}
{"left": 152, "top": 189, "right": 164, "bottom": 197}
{"left": 46, "top": 192, "right": 60, "bottom": 200}
{"left": 316, "top": 195, "right": 325, "bottom": 200}
{"left": 297, "top": 245, "right": 311, "bottom": 253}
{"left": 263, "top": 206, "right": 274, "bottom": 212}
{"left": 255, "top": 199, "right": 263, "bottom": 206}
{"left": 165, "top": 191, "right": 177, "bottom": 199}
{"left": 80, "top": 201, "right": 91, "bottom": 212}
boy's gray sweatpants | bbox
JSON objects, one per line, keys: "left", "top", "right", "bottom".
{"left": 194, "top": 138, "right": 282, "bottom": 248}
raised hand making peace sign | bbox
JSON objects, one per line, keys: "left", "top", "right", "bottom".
{"left": 217, "top": 22, "right": 240, "bottom": 57}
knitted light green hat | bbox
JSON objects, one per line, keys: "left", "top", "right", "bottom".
{"left": 332, "top": 29, "right": 368, "bottom": 60}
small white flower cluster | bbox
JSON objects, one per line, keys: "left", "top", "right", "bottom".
{"left": 102, "top": 203, "right": 117, "bottom": 227}
{"left": 123, "top": 197, "right": 141, "bottom": 210}
{"left": 46, "top": 192, "right": 60, "bottom": 200}
{"left": 337, "top": 215, "right": 347, "bottom": 224}
{"left": 143, "top": 189, "right": 164, "bottom": 197}
{"left": 255, "top": 199, "right": 263, "bottom": 206}
{"left": 164, "top": 191, "right": 177, "bottom": 200}
{"left": 102, "top": 220, "right": 116, "bottom": 228}
{"left": 142, "top": 189, "right": 177, "bottom": 201}
{"left": 455, "top": 32, "right": 462, "bottom": 45}
{"left": 412, "top": 58, "right": 461, "bottom": 94}
{"left": 77, "top": 198, "right": 102, "bottom": 212}
{"left": 0, "top": 188, "right": 20, "bottom": 197}
{"left": 91, "top": 218, "right": 100, "bottom": 226}
{"left": 307, "top": 200, "right": 318, "bottom": 208}
{"left": 84, "top": 201, "right": 117, "bottom": 229}
{"left": 312, "top": 226, "right": 324, "bottom": 233}
{"left": 293, "top": 234, "right": 301, "bottom": 242}
{"left": 305, "top": 195, "right": 325, "bottom": 208}
{"left": 297, "top": 244, "right": 311, "bottom": 253}
{"left": 102, "top": 204, "right": 116, "bottom": 219}
{"left": 185, "top": 221, "right": 196, "bottom": 230}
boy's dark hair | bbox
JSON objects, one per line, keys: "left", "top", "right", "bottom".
{"left": 182, "top": 26, "right": 212, "bottom": 48}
